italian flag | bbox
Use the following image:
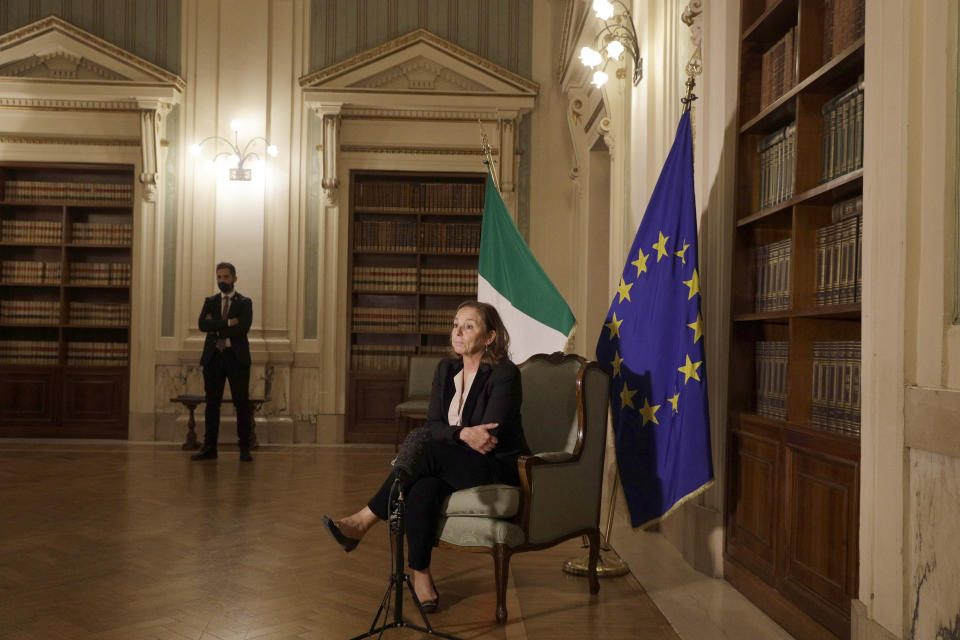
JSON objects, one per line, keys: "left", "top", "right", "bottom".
{"left": 477, "top": 173, "right": 576, "bottom": 364}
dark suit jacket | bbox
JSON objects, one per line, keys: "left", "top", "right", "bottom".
{"left": 198, "top": 292, "right": 253, "bottom": 366}
{"left": 425, "top": 357, "right": 530, "bottom": 464}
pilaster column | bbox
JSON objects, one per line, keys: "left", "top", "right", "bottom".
{"left": 313, "top": 103, "right": 343, "bottom": 206}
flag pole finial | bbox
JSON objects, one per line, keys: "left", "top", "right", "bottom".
{"left": 478, "top": 120, "right": 501, "bottom": 193}
{"left": 681, "top": 41, "right": 702, "bottom": 111}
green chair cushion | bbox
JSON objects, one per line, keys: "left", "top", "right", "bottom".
{"left": 395, "top": 398, "right": 429, "bottom": 415}
{"left": 441, "top": 484, "right": 519, "bottom": 518}
{"left": 438, "top": 515, "right": 526, "bottom": 549}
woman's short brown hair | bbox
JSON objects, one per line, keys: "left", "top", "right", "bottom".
{"left": 450, "top": 301, "right": 511, "bottom": 364}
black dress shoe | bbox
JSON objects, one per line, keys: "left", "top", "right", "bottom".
{"left": 190, "top": 447, "right": 218, "bottom": 460}
{"left": 239, "top": 450, "right": 253, "bottom": 462}
{"left": 322, "top": 515, "right": 360, "bottom": 552}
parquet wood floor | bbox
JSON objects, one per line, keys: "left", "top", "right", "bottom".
{"left": 0, "top": 443, "right": 680, "bottom": 640}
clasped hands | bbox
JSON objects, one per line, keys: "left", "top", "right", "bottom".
{"left": 205, "top": 313, "right": 238, "bottom": 327}
{"left": 459, "top": 423, "right": 498, "bottom": 454}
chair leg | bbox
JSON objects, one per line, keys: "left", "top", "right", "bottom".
{"left": 586, "top": 528, "right": 600, "bottom": 595}
{"left": 493, "top": 543, "right": 512, "bottom": 624}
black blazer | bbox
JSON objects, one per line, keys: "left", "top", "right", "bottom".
{"left": 425, "top": 357, "right": 530, "bottom": 464}
{"left": 198, "top": 292, "right": 253, "bottom": 366}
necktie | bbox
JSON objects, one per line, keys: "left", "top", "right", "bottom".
{"left": 216, "top": 296, "right": 231, "bottom": 351}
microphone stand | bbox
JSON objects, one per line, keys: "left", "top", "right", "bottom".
{"left": 349, "top": 478, "right": 464, "bottom": 640}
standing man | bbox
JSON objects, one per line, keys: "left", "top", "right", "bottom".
{"left": 193, "top": 262, "right": 254, "bottom": 462}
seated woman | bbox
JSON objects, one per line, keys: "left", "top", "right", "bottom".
{"left": 323, "top": 301, "right": 530, "bottom": 612}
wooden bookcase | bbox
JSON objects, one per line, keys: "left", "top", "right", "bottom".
{"left": 0, "top": 162, "right": 133, "bottom": 438}
{"left": 725, "top": 2, "right": 864, "bottom": 639}
{"left": 346, "top": 171, "right": 485, "bottom": 443}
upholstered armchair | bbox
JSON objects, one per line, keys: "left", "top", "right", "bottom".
{"left": 395, "top": 355, "right": 443, "bottom": 449}
{"left": 436, "top": 352, "right": 611, "bottom": 624}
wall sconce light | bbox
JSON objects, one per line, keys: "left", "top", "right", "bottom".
{"left": 579, "top": 0, "right": 642, "bottom": 88}
{"left": 189, "top": 119, "right": 278, "bottom": 181}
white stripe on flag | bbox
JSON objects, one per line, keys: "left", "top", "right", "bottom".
{"left": 478, "top": 275, "right": 568, "bottom": 365}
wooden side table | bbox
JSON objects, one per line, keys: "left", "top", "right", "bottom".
{"left": 170, "top": 394, "right": 266, "bottom": 450}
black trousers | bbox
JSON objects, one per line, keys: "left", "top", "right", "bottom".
{"left": 368, "top": 441, "right": 519, "bottom": 570}
{"left": 202, "top": 348, "right": 252, "bottom": 448}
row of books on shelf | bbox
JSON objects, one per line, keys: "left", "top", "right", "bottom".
{"left": 0, "top": 220, "right": 132, "bottom": 245}
{"left": 755, "top": 341, "right": 788, "bottom": 420}
{"left": 355, "top": 221, "right": 418, "bottom": 252}
{"left": 71, "top": 222, "right": 133, "bottom": 245}
{"left": 823, "top": 0, "right": 865, "bottom": 63}
{"left": 0, "top": 340, "right": 128, "bottom": 365}
{"left": 816, "top": 196, "right": 862, "bottom": 305}
{"left": 760, "top": 27, "right": 796, "bottom": 109}
{"left": 67, "top": 302, "right": 130, "bottom": 326}
{"left": 1, "top": 180, "right": 133, "bottom": 202}
{"left": 753, "top": 339, "right": 861, "bottom": 436}
{"left": 755, "top": 238, "right": 791, "bottom": 312}
{"left": 352, "top": 306, "right": 458, "bottom": 333}
{"left": 69, "top": 263, "right": 132, "bottom": 286}
{"left": 1, "top": 220, "right": 62, "bottom": 243}
{"left": 421, "top": 268, "right": 477, "bottom": 293}
{"left": 421, "top": 223, "right": 481, "bottom": 254}
{"left": 350, "top": 344, "right": 449, "bottom": 371}
{"left": 1, "top": 261, "right": 131, "bottom": 285}
{"left": 353, "top": 267, "right": 477, "bottom": 293}
{"left": 757, "top": 123, "right": 796, "bottom": 210}
{"left": 1, "top": 261, "right": 61, "bottom": 283}
{"left": 0, "top": 300, "right": 60, "bottom": 324}
{"left": 0, "top": 340, "right": 59, "bottom": 364}
{"left": 821, "top": 79, "right": 864, "bottom": 182}
{"left": 811, "top": 340, "right": 860, "bottom": 436}
{"left": 66, "top": 341, "right": 129, "bottom": 366}
{"left": 0, "top": 301, "right": 131, "bottom": 325}
{"left": 354, "top": 221, "right": 482, "bottom": 253}
{"left": 356, "top": 182, "right": 485, "bottom": 212}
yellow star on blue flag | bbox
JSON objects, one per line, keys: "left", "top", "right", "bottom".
{"left": 595, "top": 109, "right": 713, "bottom": 528}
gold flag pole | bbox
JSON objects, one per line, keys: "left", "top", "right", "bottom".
{"left": 479, "top": 119, "right": 501, "bottom": 193}
{"left": 563, "top": 35, "right": 704, "bottom": 582}
{"left": 562, "top": 466, "right": 630, "bottom": 577}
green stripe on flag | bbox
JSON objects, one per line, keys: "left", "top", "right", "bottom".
{"left": 479, "top": 174, "right": 575, "bottom": 335}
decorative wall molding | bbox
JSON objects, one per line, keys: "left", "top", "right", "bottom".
{"left": 342, "top": 108, "right": 502, "bottom": 122}
{"left": 682, "top": 0, "right": 705, "bottom": 49}
{"left": 301, "top": 28, "right": 536, "bottom": 94}
{"left": 353, "top": 56, "right": 492, "bottom": 92}
{"left": 341, "top": 145, "right": 494, "bottom": 156}
{"left": 0, "top": 52, "right": 129, "bottom": 81}
{"left": 0, "top": 133, "right": 139, "bottom": 146}
{"left": 0, "top": 97, "right": 142, "bottom": 112}
{"left": 312, "top": 103, "right": 343, "bottom": 206}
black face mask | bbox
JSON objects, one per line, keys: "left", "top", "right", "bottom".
{"left": 217, "top": 282, "right": 234, "bottom": 294}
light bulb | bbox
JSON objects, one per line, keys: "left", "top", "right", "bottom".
{"left": 266, "top": 144, "right": 279, "bottom": 157}
{"left": 579, "top": 46, "right": 602, "bottom": 69}
{"left": 606, "top": 40, "right": 625, "bottom": 61}
{"left": 228, "top": 154, "right": 240, "bottom": 168}
{"left": 591, "top": 70, "right": 609, "bottom": 88}
{"left": 189, "top": 143, "right": 202, "bottom": 156}
{"left": 593, "top": 0, "right": 614, "bottom": 21}
{"left": 230, "top": 119, "right": 242, "bottom": 133}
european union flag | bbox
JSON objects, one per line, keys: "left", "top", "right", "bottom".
{"left": 596, "top": 109, "right": 714, "bottom": 527}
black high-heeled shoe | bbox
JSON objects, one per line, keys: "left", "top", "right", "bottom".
{"left": 322, "top": 515, "right": 360, "bottom": 552}
{"left": 418, "top": 579, "right": 440, "bottom": 613}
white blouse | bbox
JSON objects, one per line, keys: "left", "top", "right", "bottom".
{"left": 447, "top": 368, "right": 476, "bottom": 427}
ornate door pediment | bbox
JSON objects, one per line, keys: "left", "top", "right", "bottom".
{"left": 0, "top": 16, "right": 184, "bottom": 201}
{"left": 300, "top": 29, "right": 537, "bottom": 206}
{"left": 0, "top": 15, "right": 184, "bottom": 107}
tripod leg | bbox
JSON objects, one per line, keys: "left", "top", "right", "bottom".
{"left": 368, "top": 578, "right": 394, "bottom": 633}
